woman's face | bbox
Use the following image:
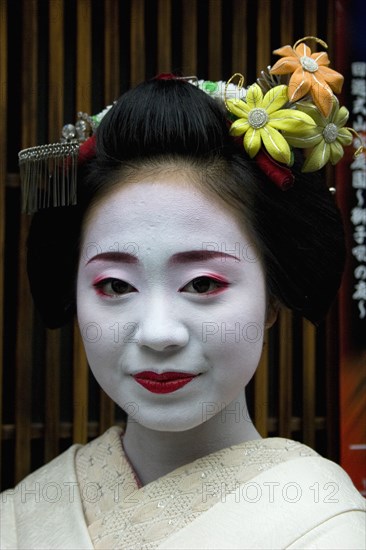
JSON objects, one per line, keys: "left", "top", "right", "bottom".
{"left": 76, "top": 176, "right": 267, "bottom": 431}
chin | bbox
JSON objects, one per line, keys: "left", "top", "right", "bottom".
{"left": 126, "top": 408, "right": 208, "bottom": 433}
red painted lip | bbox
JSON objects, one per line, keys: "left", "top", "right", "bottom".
{"left": 133, "top": 371, "right": 198, "bottom": 394}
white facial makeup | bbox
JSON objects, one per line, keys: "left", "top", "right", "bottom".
{"left": 76, "top": 177, "right": 267, "bottom": 432}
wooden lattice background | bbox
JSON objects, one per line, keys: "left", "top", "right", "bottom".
{"left": 0, "top": 0, "right": 342, "bottom": 490}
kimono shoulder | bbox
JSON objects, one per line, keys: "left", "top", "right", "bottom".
{"left": 157, "top": 455, "right": 366, "bottom": 549}
{"left": 0, "top": 443, "right": 93, "bottom": 550}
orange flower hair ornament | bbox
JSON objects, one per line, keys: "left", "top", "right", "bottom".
{"left": 269, "top": 37, "right": 343, "bottom": 117}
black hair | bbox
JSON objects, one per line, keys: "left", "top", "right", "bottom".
{"left": 27, "top": 78, "right": 346, "bottom": 328}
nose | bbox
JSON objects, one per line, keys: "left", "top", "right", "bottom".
{"left": 135, "top": 296, "right": 189, "bottom": 352}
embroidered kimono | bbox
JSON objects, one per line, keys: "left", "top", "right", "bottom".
{"left": 1, "top": 427, "right": 365, "bottom": 549}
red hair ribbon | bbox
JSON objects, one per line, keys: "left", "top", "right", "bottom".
{"left": 155, "top": 73, "right": 178, "bottom": 80}
{"left": 228, "top": 122, "right": 294, "bottom": 190}
{"left": 254, "top": 149, "right": 294, "bottom": 191}
{"left": 78, "top": 134, "right": 97, "bottom": 164}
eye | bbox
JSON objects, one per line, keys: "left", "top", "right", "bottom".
{"left": 180, "top": 276, "right": 228, "bottom": 294}
{"left": 93, "top": 278, "right": 137, "bottom": 297}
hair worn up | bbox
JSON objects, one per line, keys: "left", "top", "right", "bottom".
{"left": 27, "top": 78, "right": 346, "bottom": 328}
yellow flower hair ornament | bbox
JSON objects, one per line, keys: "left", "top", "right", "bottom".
{"left": 227, "top": 83, "right": 316, "bottom": 165}
{"left": 283, "top": 98, "right": 353, "bottom": 172}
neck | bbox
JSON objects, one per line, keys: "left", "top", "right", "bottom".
{"left": 122, "top": 390, "right": 261, "bottom": 486}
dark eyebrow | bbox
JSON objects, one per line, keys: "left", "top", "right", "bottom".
{"left": 86, "top": 252, "right": 139, "bottom": 265}
{"left": 168, "top": 250, "right": 241, "bottom": 265}
{"left": 86, "top": 250, "right": 241, "bottom": 266}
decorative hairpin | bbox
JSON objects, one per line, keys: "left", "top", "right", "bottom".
{"left": 156, "top": 73, "right": 247, "bottom": 101}
{"left": 18, "top": 106, "right": 113, "bottom": 213}
{"left": 18, "top": 37, "right": 363, "bottom": 213}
